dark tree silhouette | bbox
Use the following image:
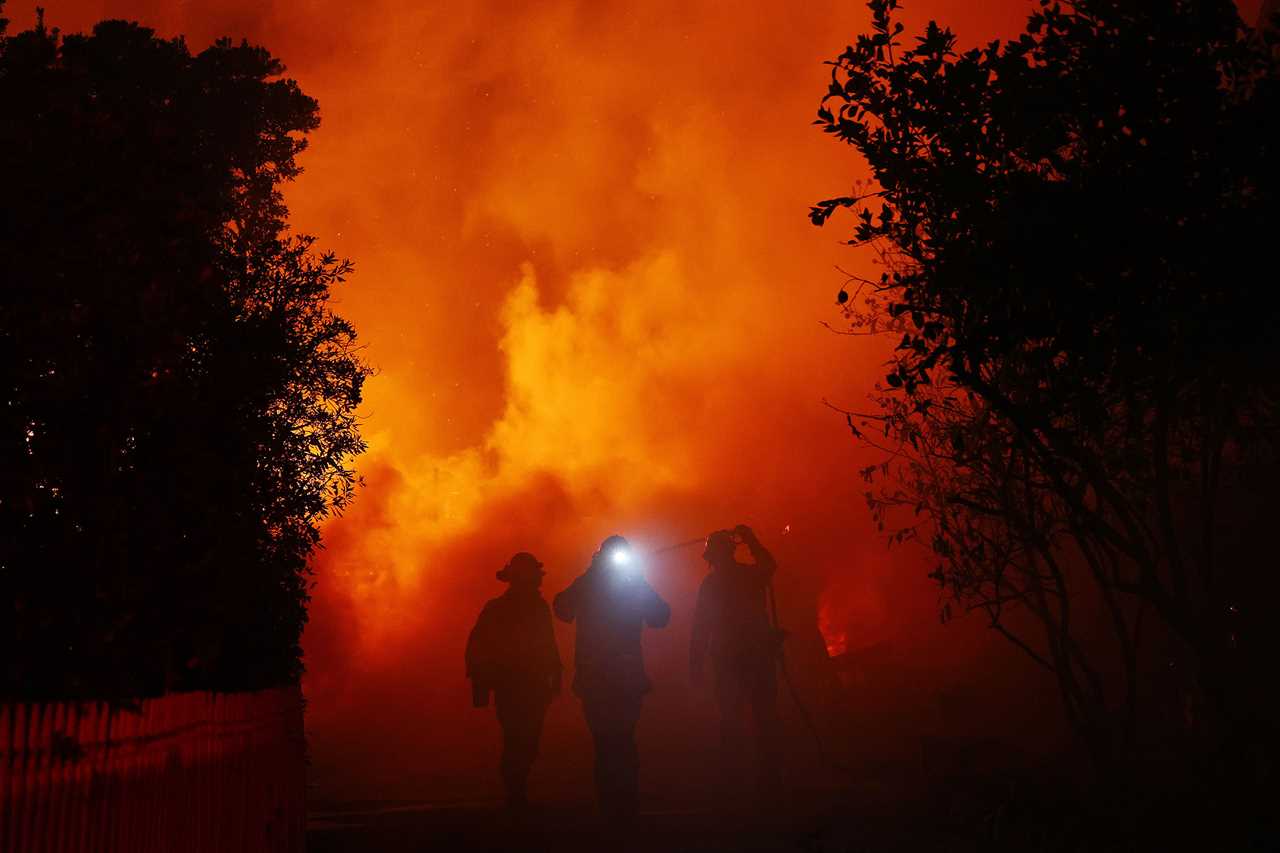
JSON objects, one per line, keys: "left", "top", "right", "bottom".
{"left": 0, "top": 7, "right": 370, "bottom": 699}
{"left": 814, "top": 0, "right": 1279, "bottom": 780}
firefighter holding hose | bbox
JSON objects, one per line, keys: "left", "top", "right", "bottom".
{"left": 690, "top": 524, "right": 784, "bottom": 799}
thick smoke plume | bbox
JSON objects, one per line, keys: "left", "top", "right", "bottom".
{"left": 18, "top": 0, "right": 1162, "bottom": 802}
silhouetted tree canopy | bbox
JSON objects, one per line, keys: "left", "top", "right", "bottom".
{"left": 815, "top": 0, "right": 1278, "bottom": 782}
{"left": 0, "top": 7, "right": 370, "bottom": 699}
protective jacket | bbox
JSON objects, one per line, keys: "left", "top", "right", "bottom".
{"left": 690, "top": 543, "right": 779, "bottom": 676}
{"left": 466, "top": 587, "right": 561, "bottom": 702}
{"left": 553, "top": 565, "right": 670, "bottom": 698}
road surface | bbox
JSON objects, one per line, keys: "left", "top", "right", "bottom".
{"left": 307, "top": 798, "right": 860, "bottom": 853}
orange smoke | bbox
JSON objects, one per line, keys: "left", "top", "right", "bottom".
{"left": 19, "top": 0, "right": 1088, "bottom": 800}
{"left": 818, "top": 570, "right": 890, "bottom": 658}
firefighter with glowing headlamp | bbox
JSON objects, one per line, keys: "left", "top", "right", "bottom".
{"left": 553, "top": 534, "right": 670, "bottom": 823}
{"left": 690, "top": 523, "right": 783, "bottom": 798}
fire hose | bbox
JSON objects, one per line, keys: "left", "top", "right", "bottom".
{"left": 649, "top": 535, "right": 836, "bottom": 773}
{"left": 650, "top": 537, "right": 706, "bottom": 556}
{"left": 766, "top": 578, "right": 834, "bottom": 773}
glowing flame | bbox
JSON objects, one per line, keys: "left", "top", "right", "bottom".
{"left": 12, "top": 0, "right": 1055, "bottom": 797}
{"left": 818, "top": 592, "right": 849, "bottom": 658}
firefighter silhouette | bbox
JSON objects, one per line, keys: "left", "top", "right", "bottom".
{"left": 466, "top": 552, "right": 562, "bottom": 810}
{"left": 690, "top": 524, "right": 783, "bottom": 796}
{"left": 553, "top": 535, "right": 670, "bottom": 823}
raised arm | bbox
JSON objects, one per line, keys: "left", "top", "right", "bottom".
{"left": 736, "top": 524, "right": 776, "bottom": 580}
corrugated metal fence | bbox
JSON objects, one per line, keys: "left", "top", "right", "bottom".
{"left": 0, "top": 686, "right": 305, "bottom": 853}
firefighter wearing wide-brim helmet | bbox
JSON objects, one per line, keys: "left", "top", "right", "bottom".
{"left": 465, "top": 551, "right": 562, "bottom": 810}
{"left": 495, "top": 551, "right": 545, "bottom": 584}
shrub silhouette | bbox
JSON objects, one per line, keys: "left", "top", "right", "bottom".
{"left": 0, "top": 7, "right": 370, "bottom": 699}
{"left": 814, "top": 0, "right": 1280, "bottom": 783}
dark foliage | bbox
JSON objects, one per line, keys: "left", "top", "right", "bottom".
{"left": 0, "top": 6, "right": 370, "bottom": 699}
{"left": 814, "top": 0, "right": 1279, "bottom": 795}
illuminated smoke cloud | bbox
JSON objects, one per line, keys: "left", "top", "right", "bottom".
{"left": 16, "top": 0, "right": 1048, "bottom": 800}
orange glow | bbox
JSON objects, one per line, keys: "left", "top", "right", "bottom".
{"left": 14, "top": 0, "right": 1109, "bottom": 799}
{"left": 818, "top": 596, "right": 849, "bottom": 659}
{"left": 818, "top": 571, "right": 889, "bottom": 659}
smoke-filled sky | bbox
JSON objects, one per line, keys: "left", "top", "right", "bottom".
{"left": 18, "top": 0, "right": 1270, "bottom": 802}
